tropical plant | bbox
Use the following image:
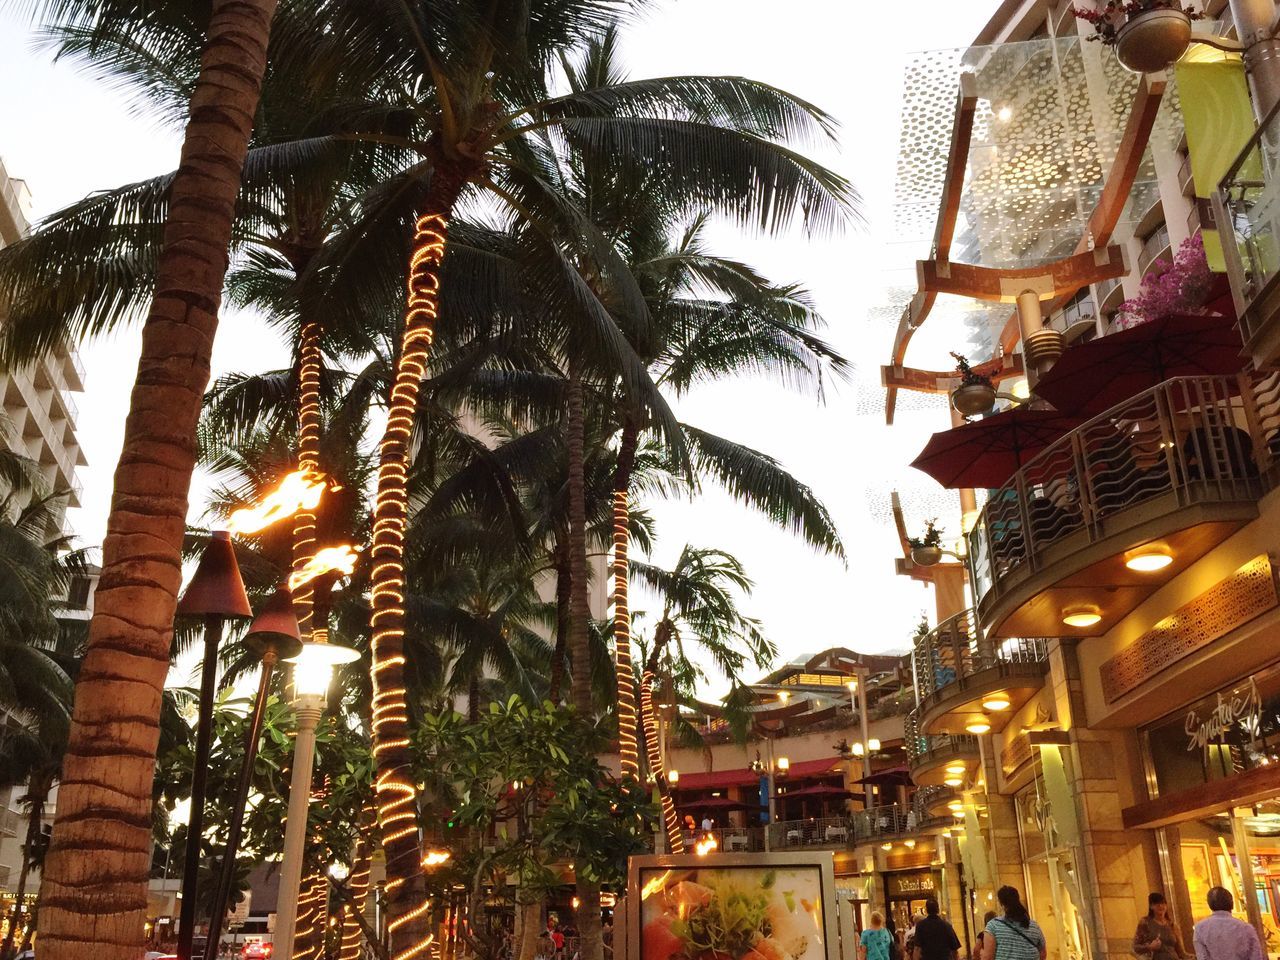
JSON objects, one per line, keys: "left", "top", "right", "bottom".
{"left": 908, "top": 519, "right": 943, "bottom": 549}
{"left": 6, "top": 0, "right": 280, "bottom": 953}
{"left": 949, "top": 352, "right": 994, "bottom": 389}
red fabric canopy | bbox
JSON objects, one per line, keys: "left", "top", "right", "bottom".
{"left": 670, "top": 757, "right": 841, "bottom": 791}
{"left": 910, "top": 407, "right": 1081, "bottom": 489}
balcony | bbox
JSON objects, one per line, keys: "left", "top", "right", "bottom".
{"left": 904, "top": 708, "right": 980, "bottom": 786}
{"left": 1046, "top": 292, "right": 1097, "bottom": 344}
{"left": 1220, "top": 100, "right": 1280, "bottom": 366}
{"left": 968, "top": 375, "right": 1273, "bottom": 642}
{"left": 1138, "top": 222, "right": 1172, "bottom": 277}
{"left": 1096, "top": 275, "right": 1125, "bottom": 315}
{"left": 911, "top": 609, "right": 1047, "bottom": 736}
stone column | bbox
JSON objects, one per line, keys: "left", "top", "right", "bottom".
{"left": 1047, "top": 640, "right": 1160, "bottom": 960}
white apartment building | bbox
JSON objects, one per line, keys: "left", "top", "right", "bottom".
{"left": 0, "top": 157, "right": 90, "bottom": 900}
{"left": 0, "top": 155, "right": 86, "bottom": 539}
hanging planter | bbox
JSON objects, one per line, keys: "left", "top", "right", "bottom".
{"left": 1074, "top": 2, "right": 1199, "bottom": 74}
{"left": 949, "top": 351, "right": 997, "bottom": 419}
{"left": 908, "top": 519, "right": 945, "bottom": 567}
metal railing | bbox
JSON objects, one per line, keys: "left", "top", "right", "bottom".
{"left": 968, "top": 375, "right": 1271, "bottom": 610}
{"left": 1096, "top": 275, "right": 1125, "bottom": 311}
{"left": 1138, "top": 222, "right": 1172, "bottom": 276}
{"left": 682, "top": 826, "right": 762, "bottom": 852}
{"left": 769, "top": 817, "right": 854, "bottom": 849}
{"left": 1046, "top": 292, "right": 1096, "bottom": 337}
{"left": 911, "top": 610, "right": 1046, "bottom": 705}
{"left": 1220, "top": 97, "right": 1280, "bottom": 347}
{"left": 904, "top": 708, "right": 979, "bottom": 770}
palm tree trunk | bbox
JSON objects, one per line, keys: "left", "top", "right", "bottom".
{"left": 611, "top": 418, "right": 640, "bottom": 780}
{"left": 548, "top": 540, "right": 569, "bottom": 704}
{"left": 292, "top": 314, "right": 323, "bottom": 639}
{"left": 338, "top": 803, "right": 376, "bottom": 960}
{"left": 35, "top": 4, "right": 277, "bottom": 958}
{"left": 368, "top": 167, "right": 466, "bottom": 957}
{"left": 467, "top": 675, "right": 481, "bottom": 722}
{"left": 565, "top": 363, "right": 593, "bottom": 716}
{"left": 639, "top": 623, "right": 683, "bottom": 853}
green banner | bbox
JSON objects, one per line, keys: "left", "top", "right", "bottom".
{"left": 1040, "top": 744, "right": 1081, "bottom": 850}
{"left": 1175, "top": 53, "right": 1255, "bottom": 271}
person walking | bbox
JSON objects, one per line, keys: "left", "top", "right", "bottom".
{"left": 912, "top": 899, "right": 961, "bottom": 960}
{"left": 1194, "top": 887, "right": 1265, "bottom": 960}
{"left": 1136, "top": 893, "right": 1188, "bottom": 960}
{"left": 861, "top": 911, "right": 894, "bottom": 960}
{"left": 980, "top": 887, "right": 1046, "bottom": 960}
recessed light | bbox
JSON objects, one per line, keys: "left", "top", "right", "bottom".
{"left": 966, "top": 719, "right": 992, "bottom": 735}
{"left": 982, "top": 696, "right": 1011, "bottom": 712}
{"left": 1126, "top": 549, "right": 1173, "bottom": 573}
{"left": 944, "top": 777, "right": 964, "bottom": 787}
{"left": 904, "top": 839, "right": 916, "bottom": 848}
{"left": 953, "top": 810, "right": 966, "bottom": 819}
{"left": 881, "top": 842, "right": 893, "bottom": 851}
{"left": 1061, "top": 605, "right": 1102, "bottom": 628}
{"left": 947, "top": 801, "right": 963, "bottom": 811}
{"left": 945, "top": 764, "right": 966, "bottom": 775}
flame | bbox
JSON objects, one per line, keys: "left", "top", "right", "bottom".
{"left": 289, "top": 545, "right": 359, "bottom": 589}
{"left": 640, "top": 870, "right": 673, "bottom": 901}
{"left": 422, "top": 850, "right": 451, "bottom": 868}
{"left": 228, "top": 470, "right": 327, "bottom": 535}
{"left": 695, "top": 834, "right": 719, "bottom": 857}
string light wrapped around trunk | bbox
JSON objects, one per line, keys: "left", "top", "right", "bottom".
{"left": 612, "top": 489, "right": 640, "bottom": 780}
{"left": 370, "top": 205, "right": 454, "bottom": 960}
{"left": 292, "top": 320, "right": 323, "bottom": 637}
{"left": 338, "top": 803, "right": 377, "bottom": 960}
{"left": 639, "top": 669, "right": 684, "bottom": 853}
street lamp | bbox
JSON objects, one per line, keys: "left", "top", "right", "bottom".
{"left": 273, "top": 638, "right": 359, "bottom": 959}
{"left": 203, "top": 584, "right": 304, "bottom": 959}
{"left": 174, "top": 531, "right": 252, "bottom": 960}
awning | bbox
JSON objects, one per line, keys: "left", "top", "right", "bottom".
{"left": 669, "top": 756, "right": 842, "bottom": 792}
{"left": 678, "top": 796, "right": 765, "bottom": 811}
{"left": 776, "top": 784, "right": 858, "bottom": 800}
{"left": 856, "top": 765, "right": 913, "bottom": 787}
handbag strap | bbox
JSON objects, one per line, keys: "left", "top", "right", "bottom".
{"left": 997, "top": 919, "right": 1041, "bottom": 951}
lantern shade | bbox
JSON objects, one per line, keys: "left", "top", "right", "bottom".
{"left": 288, "top": 640, "right": 359, "bottom": 698}
{"left": 244, "top": 584, "right": 304, "bottom": 661}
{"left": 177, "top": 531, "right": 252, "bottom": 618}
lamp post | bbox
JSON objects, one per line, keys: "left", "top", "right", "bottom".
{"left": 273, "top": 638, "right": 359, "bottom": 959}
{"left": 203, "top": 584, "right": 304, "bottom": 959}
{"left": 175, "top": 531, "right": 252, "bottom": 960}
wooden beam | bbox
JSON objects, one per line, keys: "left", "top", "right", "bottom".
{"left": 887, "top": 78, "right": 979, "bottom": 424}
{"left": 999, "top": 73, "right": 1169, "bottom": 352}
{"left": 919, "top": 246, "right": 1127, "bottom": 303}
{"left": 1122, "top": 761, "right": 1280, "bottom": 830}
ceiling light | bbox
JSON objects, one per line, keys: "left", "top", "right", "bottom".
{"left": 777, "top": 690, "right": 791, "bottom": 703}
{"left": 904, "top": 839, "right": 916, "bottom": 848}
{"left": 965, "top": 719, "right": 992, "bottom": 735}
{"left": 881, "top": 843, "right": 893, "bottom": 851}
{"left": 944, "top": 777, "right": 964, "bottom": 787}
{"left": 852, "top": 742, "right": 865, "bottom": 757}
{"left": 868, "top": 738, "right": 881, "bottom": 752}
{"left": 953, "top": 810, "right": 966, "bottom": 819}
{"left": 947, "top": 801, "right": 963, "bottom": 812}
{"left": 945, "top": 764, "right": 966, "bottom": 775}
{"left": 982, "top": 696, "right": 1011, "bottom": 712}
{"left": 1126, "top": 548, "right": 1173, "bottom": 573}
{"left": 1061, "top": 605, "right": 1102, "bottom": 628}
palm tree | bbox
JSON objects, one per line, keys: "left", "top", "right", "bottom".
{"left": 3, "top": 0, "right": 280, "bottom": 952}
{"left": 283, "top": 7, "right": 853, "bottom": 941}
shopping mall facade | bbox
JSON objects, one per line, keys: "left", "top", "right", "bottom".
{"left": 877, "top": 1, "right": 1280, "bottom": 960}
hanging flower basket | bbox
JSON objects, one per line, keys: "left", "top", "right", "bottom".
{"left": 1074, "top": 2, "right": 1198, "bottom": 73}
{"left": 952, "top": 381, "right": 998, "bottom": 418}
{"left": 910, "top": 545, "right": 943, "bottom": 567}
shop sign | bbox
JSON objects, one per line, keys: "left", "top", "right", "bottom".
{"left": 886, "top": 873, "right": 935, "bottom": 897}
{"left": 1184, "top": 678, "right": 1262, "bottom": 752}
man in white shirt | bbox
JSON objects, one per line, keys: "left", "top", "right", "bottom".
{"left": 1194, "top": 887, "right": 1265, "bottom": 960}
{"left": 700, "top": 815, "right": 714, "bottom": 833}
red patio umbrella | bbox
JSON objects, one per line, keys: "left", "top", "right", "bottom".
{"left": 910, "top": 407, "right": 1082, "bottom": 489}
{"left": 1032, "top": 311, "right": 1244, "bottom": 417}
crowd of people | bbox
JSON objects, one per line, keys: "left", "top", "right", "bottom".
{"left": 856, "top": 884, "right": 1266, "bottom": 960}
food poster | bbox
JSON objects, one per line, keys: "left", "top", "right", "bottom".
{"left": 638, "top": 865, "right": 830, "bottom": 960}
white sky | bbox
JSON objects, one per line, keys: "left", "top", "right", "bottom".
{"left": 0, "top": 1, "right": 993, "bottom": 688}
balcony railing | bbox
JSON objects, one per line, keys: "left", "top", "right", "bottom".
{"left": 911, "top": 610, "right": 1046, "bottom": 708}
{"left": 1220, "top": 99, "right": 1280, "bottom": 362}
{"left": 904, "top": 708, "right": 979, "bottom": 771}
{"left": 968, "top": 375, "right": 1272, "bottom": 615}
{"left": 682, "top": 826, "right": 762, "bottom": 852}
{"left": 1138, "top": 222, "right": 1172, "bottom": 276}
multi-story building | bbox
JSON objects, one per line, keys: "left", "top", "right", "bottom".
{"left": 662, "top": 650, "right": 975, "bottom": 947}
{"left": 0, "top": 155, "right": 86, "bottom": 537}
{"left": 0, "top": 158, "right": 89, "bottom": 913}
{"left": 883, "top": 4, "right": 1280, "bottom": 960}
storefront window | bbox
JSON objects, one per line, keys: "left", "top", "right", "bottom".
{"left": 1145, "top": 666, "right": 1280, "bottom": 797}
{"left": 1015, "top": 759, "right": 1090, "bottom": 960}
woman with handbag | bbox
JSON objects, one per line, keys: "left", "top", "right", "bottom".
{"left": 1134, "top": 893, "right": 1188, "bottom": 960}
{"left": 980, "top": 887, "right": 1046, "bottom": 960}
